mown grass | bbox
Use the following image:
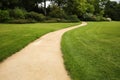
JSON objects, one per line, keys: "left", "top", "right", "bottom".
{"left": 61, "top": 22, "right": 120, "bottom": 80}
{"left": 0, "top": 23, "right": 79, "bottom": 62}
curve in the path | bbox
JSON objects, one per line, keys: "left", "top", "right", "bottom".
{"left": 0, "top": 22, "right": 87, "bottom": 80}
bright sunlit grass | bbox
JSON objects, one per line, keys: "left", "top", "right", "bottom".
{"left": 0, "top": 23, "right": 79, "bottom": 62}
{"left": 61, "top": 22, "right": 120, "bottom": 80}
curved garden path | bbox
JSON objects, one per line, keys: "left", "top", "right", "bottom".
{"left": 0, "top": 22, "right": 87, "bottom": 80}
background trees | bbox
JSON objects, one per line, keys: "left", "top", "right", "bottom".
{"left": 104, "top": 1, "right": 120, "bottom": 20}
{"left": 0, "top": 0, "right": 120, "bottom": 23}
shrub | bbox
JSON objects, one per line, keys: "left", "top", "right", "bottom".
{"left": 0, "top": 10, "right": 10, "bottom": 22}
{"left": 43, "top": 18, "right": 59, "bottom": 23}
{"left": 83, "top": 13, "right": 109, "bottom": 21}
{"left": 26, "top": 12, "right": 45, "bottom": 21}
{"left": 65, "top": 15, "right": 80, "bottom": 22}
{"left": 95, "top": 16, "right": 110, "bottom": 21}
{"left": 106, "top": 18, "right": 112, "bottom": 21}
{"left": 9, "top": 8, "right": 26, "bottom": 19}
{"left": 45, "top": 15, "right": 80, "bottom": 23}
{"left": 83, "top": 13, "right": 96, "bottom": 21}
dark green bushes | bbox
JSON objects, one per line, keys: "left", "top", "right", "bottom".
{"left": 83, "top": 13, "right": 96, "bottom": 21}
{"left": 83, "top": 13, "right": 109, "bottom": 21}
{"left": 65, "top": 15, "right": 80, "bottom": 22}
{"left": 0, "top": 6, "right": 110, "bottom": 23}
{"left": 1, "top": 6, "right": 110, "bottom": 23}
{"left": 0, "top": 8, "right": 47, "bottom": 23}
{"left": 44, "top": 15, "right": 80, "bottom": 23}
{"left": 0, "top": 7, "right": 109, "bottom": 23}
{"left": 47, "top": 5, "right": 80, "bottom": 22}
{"left": 0, "top": 10, "right": 10, "bottom": 22}
{"left": 0, "top": 7, "right": 80, "bottom": 23}
{"left": 25, "top": 12, "right": 45, "bottom": 22}
{"left": 9, "top": 8, "right": 26, "bottom": 19}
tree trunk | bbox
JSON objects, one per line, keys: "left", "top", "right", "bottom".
{"left": 44, "top": 0, "right": 46, "bottom": 15}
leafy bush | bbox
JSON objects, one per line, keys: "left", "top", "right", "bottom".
{"left": 106, "top": 18, "right": 112, "bottom": 21}
{"left": 43, "top": 18, "right": 59, "bottom": 23}
{"left": 0, "top": 10, "right": 10, "bottom": 22}
{"left": 45, "top": 15, "right": 80, "bottom": 23}
{"left": 26, "top": 12, "right": 45, "bottom": 21}
{"left": 65, "top": 15, "right": 80, "bottom": 22}
{"left": 95, "top": 16, "right": 110, "bottom": 21}
{"left": 83, "top": 13, "right": 96, "bottom": 21}
{"left": 83, "top": 13, "right": 109, "bottom": 21}
{"left": 44, "top": 17, "right": 64, "bottom": 23}
{"left": 9, "top": 8, "right": 26, "bottom": 19}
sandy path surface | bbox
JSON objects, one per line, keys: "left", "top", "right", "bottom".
{"left": 0, "top": 22, "right": 87, "bottom": 80}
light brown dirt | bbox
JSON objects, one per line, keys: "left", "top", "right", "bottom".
{"left": 0, "top": 22, "right": 87, "bottom": 80}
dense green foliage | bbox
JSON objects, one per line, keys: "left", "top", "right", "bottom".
{"left": 0, "top": 0, "right": 120, "bottom": 22}
{"left": 105, "top": 1, "right": 120, "bottom": 20}
{"left": 25, "top": 11, "right": 45, "bottom": 21}
{"left": 61, "top": 22, "right": 120, "bottom": 80}
{"left": 10, "top": 7, "right": 26, "bottom": 19}
{"left": 0, "top": 10, "right": 10, "bottom": 22}
{"left": 0, "top": 23, "right": 79, "bottom": 61}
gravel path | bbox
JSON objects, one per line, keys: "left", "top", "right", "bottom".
{"left": 0, "top": 22, "right": 87, "bottom": 80}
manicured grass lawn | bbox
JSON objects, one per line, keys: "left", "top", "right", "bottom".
{"left": 0, "top": 23, "right": 79, "bottom": 62}
{"left": 61, "top": 22, "right": 120, "bottom": 80}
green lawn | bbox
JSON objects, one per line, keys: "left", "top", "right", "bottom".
{"left": 0, "top": 23, "right": 79, "bottom": 62}
{"left": 61, "top": 22, "right": 120, "bottom": 80}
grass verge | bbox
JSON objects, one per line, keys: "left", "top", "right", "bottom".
{"left": 61, "top": 22, "right": 120, "bottom": 80}
{"left": 0, "top": 23, "right": 79, "bottom": 62}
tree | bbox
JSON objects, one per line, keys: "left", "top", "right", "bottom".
{"left": 0, "top": 0, "right": 19, "bottom": 9}
{"left": 43, "top": 0, "right": 47, "bottom": 15}
{"left": 86, "top": 0, "right": 95, "bottom": 13}
{"left": 54, "top": 0, "right": 67, "bottom": 8}
{"left": 105, "top": 1, "right": 120, "bottom": 20}
{"left": 93, "top": 0, "right": 109, "bottom": 16}
{"left": 65, "top": 0, "right": 87, "bottom": 17}
{"left": 19, "top": 0, "right": 37, "bottom": 11}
